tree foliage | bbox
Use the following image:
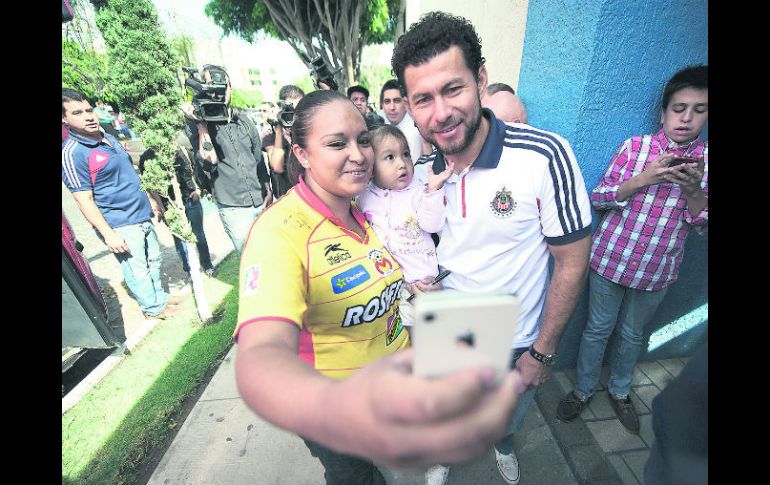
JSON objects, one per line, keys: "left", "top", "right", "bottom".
{"left": 204, "top": 0, "right": 400, "bottom": 90}
{"left": 62, "top": 1, "right": 115, "bottom": 103}
{"left": 91, "top": 0, "right": 192, "bottom": 241}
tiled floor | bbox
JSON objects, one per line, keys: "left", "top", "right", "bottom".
{"left": 552, "top": 357, "right": 689, "bottom": 485}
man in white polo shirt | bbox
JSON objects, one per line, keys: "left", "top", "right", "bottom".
{"left": 392, "top": 11, "right": 593, "bottom": 485}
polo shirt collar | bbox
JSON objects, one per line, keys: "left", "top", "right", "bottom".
{"left": 432, "top": 107, "right": 507, "bottom": 171}
{"left": 67, "top": 129, "right": 113, "bottom": 148}
{"left": 295, "top": 174, "right": 368, "bottom": 235}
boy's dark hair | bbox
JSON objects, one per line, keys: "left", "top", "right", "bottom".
{"left": 391, "top": 11, "right": 485, "bottom": 95}
{"left": 379, "top": 79, "right": 403, "bottom": 105}
{"left": 279, "top": 84, "right": 305, "bottom": 101}
{"left": 370, "top": 124, "right": 409, "bottom": 156}
{"left": 62, "top": 88, "right": 87, "bottom": 115}
{"left": 487, "top": 82, "right": 515, "bottom": 96}
{"left": 661, "top": 65, "right": 708, "bottom": 110}
{"left": 347, "top": 85, "right": 369, "bottom": 99}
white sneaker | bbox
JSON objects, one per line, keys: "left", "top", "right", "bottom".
{"left": 495, "top": 447, "right": 520, "bottom": 484}
{"left": 424, "top": 464, "right": 450, "bottom": 485}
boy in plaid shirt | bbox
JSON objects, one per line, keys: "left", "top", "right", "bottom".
{"left": 557, "top": 65, "right": 708, "bottom": 434}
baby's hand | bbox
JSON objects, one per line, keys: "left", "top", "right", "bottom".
{"left": 425, "top": 160, "right": 455, "bottom": 192}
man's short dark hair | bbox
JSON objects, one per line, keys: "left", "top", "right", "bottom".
{"left": 391, "top": 11, "right": 485, "bottom": 95}
{"left": 62, "top": 88, "right": 87, "bottom": 115}
{"left": 347, "top": 85, "right": 369, "bottom": 99}
{"left": 661, "top": 65, "right": 708, "bottom": 110}
{"left": 379, "top": 79, "right": 403, "bottom": 105}
{"left": 279, "top": 85, "right": 305, "bottom": 101}
{"left": 487, "top": 82, "right": 515, "bottom": 96}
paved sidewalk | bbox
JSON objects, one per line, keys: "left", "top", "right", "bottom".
{"left": 147, "top": 346, "right": 690, "bottom": 485}
{"left": 62, "top": 181, "right": 233, "bottom": 342}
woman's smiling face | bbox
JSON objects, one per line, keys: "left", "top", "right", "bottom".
{"left": 293, "top": 99, "right": 374, "bottom": 203}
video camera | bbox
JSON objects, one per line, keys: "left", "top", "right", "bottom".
{"left": 268, "top": 100, "right": 296, "bottom": 129}
{"left": 182, "top": 65, "right": 230, "bottom": 123}
{"left": 308, "top": 56, "right": 341, "bottom": 91}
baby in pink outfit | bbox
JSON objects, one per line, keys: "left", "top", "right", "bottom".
{"left": 356, "top": 125, "right": 454, "bottom": 330}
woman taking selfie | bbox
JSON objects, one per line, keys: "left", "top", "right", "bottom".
{"left": 233, "top": 90, "right": 525, "bottom": 484}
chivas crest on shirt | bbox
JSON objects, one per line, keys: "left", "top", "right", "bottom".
{"left": 490, "top": 187, "right": 516, "bottom": 217}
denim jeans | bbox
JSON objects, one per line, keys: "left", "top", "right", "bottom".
{"left": 216, "top": 203, "right": 263, "bottom": 255}
{"left": 575, "top": 271, "right": 668, "bottom": 400}
{"left": 111, "top": 221, "right": 168, "bottom": 316}
{"left": 494, "top": 347, "right": 537, "bottom": 454}
{"left": 172, "top": 199, "right": 214, "bottom": 272}
{"left": 302, "top": 438, "right": 386, "bottom": 485}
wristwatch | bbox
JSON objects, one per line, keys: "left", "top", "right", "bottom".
{"left": 528, "top": 345, "right": 557, "bottom": 366}
{"left": 202, "top": 141, "right": 214, "bottom": 151}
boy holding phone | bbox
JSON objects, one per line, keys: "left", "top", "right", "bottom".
{"left": 557, "top": 65, "right": 708, "bottom": 434}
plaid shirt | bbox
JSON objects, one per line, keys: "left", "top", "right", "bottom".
{"left": 590, "top": 129, "right": 708, "bottom": 291}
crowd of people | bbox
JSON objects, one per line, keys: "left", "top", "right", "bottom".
{"left": 61, "top": 10, "right": 707, "bottom": 485}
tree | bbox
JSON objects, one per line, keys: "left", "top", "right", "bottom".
{"left": 62, "top": 0, "right": 114, "bottom": 103}
{"left": 203, "top": 0, "right": 400, "bottom": 90}
{"left": 91, "top": 0, "right": 212, "bottom": 320}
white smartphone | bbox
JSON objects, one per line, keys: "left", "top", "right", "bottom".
{"left": 413, "top": 290, "right": 520, "bottom": 382}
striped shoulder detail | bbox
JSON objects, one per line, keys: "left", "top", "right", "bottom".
{"left": 502, "top": 125, "right": 586, "bottom": 234}
{"left": 61, "top": 138, "right": 83, "bottom": 189}
{"left": 414, "top": 151, "right": 436, "bottom": 166}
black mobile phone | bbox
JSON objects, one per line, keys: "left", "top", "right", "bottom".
{"left": 669, "top": 156, "right": 702, "bottom": 167}
{"left": 406, "top": 269, "right": 452, "bottom": 302}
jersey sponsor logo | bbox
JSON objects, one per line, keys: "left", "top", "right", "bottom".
{"left": 367, "top": 248, "right": 394, "bottom": 276}
{"left": 490, "top": 186, "right": 517, "bottom": 218}
{"left": 332, "top": 264, "right": 371, "bottom": 294}
{"left": 88, "top": 150, "right": 109, "bottom": 186}
{"left": 385, "top": 310, "right": 404, "bottom": 346}
{"left": 342, "top": 279, "right": 403, "bottom": 327}
{"left": 325, "top": 243, "right": 352, "bottom": 266}
{"left": 242, "top": 265, "right": 261, "bottom": 296}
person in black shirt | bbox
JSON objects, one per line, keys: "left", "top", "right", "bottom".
{"left": 138, "top": 134, "right": 216, "bottom": 277}
{"left": 182, "top": 65, "right": 271, "bottom": 254}
{"left": 262, "top": 85, "right": 304, "bottom": 199}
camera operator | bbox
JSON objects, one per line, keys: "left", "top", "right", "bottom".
{"left": 261, "top": 85, "right": 304, "bottom": 198}
{"left": 181, "top": 64, "right": 271, "bottom": 255}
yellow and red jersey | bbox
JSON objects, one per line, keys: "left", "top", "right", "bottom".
{"left": 235, "top": 177, "right": 409, "bottom": 379}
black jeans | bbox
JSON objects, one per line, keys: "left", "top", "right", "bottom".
{"left": 302, "top": 438, "right": 386, "bottom": 485}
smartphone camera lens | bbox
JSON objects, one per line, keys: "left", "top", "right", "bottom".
{"left": 424, "top": 312, "right": 435, "bottom": 322}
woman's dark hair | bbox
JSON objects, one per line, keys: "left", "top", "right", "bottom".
{"left": 391, "top": 11, "right": 485, "bottom": 95}
{"left": 287, "top": 89, "right": 358, "bottom": 184}
{"left": 661, "top": 65, "right": 708, "bottom": 110}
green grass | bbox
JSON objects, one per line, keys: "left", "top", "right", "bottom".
{"left": 62, "top": 253, "right": 241, "bottom": 485}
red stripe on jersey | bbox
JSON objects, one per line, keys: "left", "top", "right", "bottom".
{"left": 298, "top": 327, "right": 316, "bottom": 367}
{"left": 233, "top": 316, "right": 297, "bottom": 342}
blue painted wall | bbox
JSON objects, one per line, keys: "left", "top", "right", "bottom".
{"left": 517, "top": 0, "right": 708, "bottom": 366}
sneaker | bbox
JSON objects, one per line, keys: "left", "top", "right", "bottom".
{"left": 557, "top": 391, "right": 592, "bottom": 422}
{"left": 495, "top": 447, "right": 520, "bottom": 485}
{"left": 204, "top": 267, "right": 216, "bottom": 278}
{"left": 609, "top": 394, "right": 640, "bottom": 434}
{"left": 144, "top": 304, "right": 182, "bottom": 320}
{"left": 424, "top": 464, "right": 450, "bottom": 485}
